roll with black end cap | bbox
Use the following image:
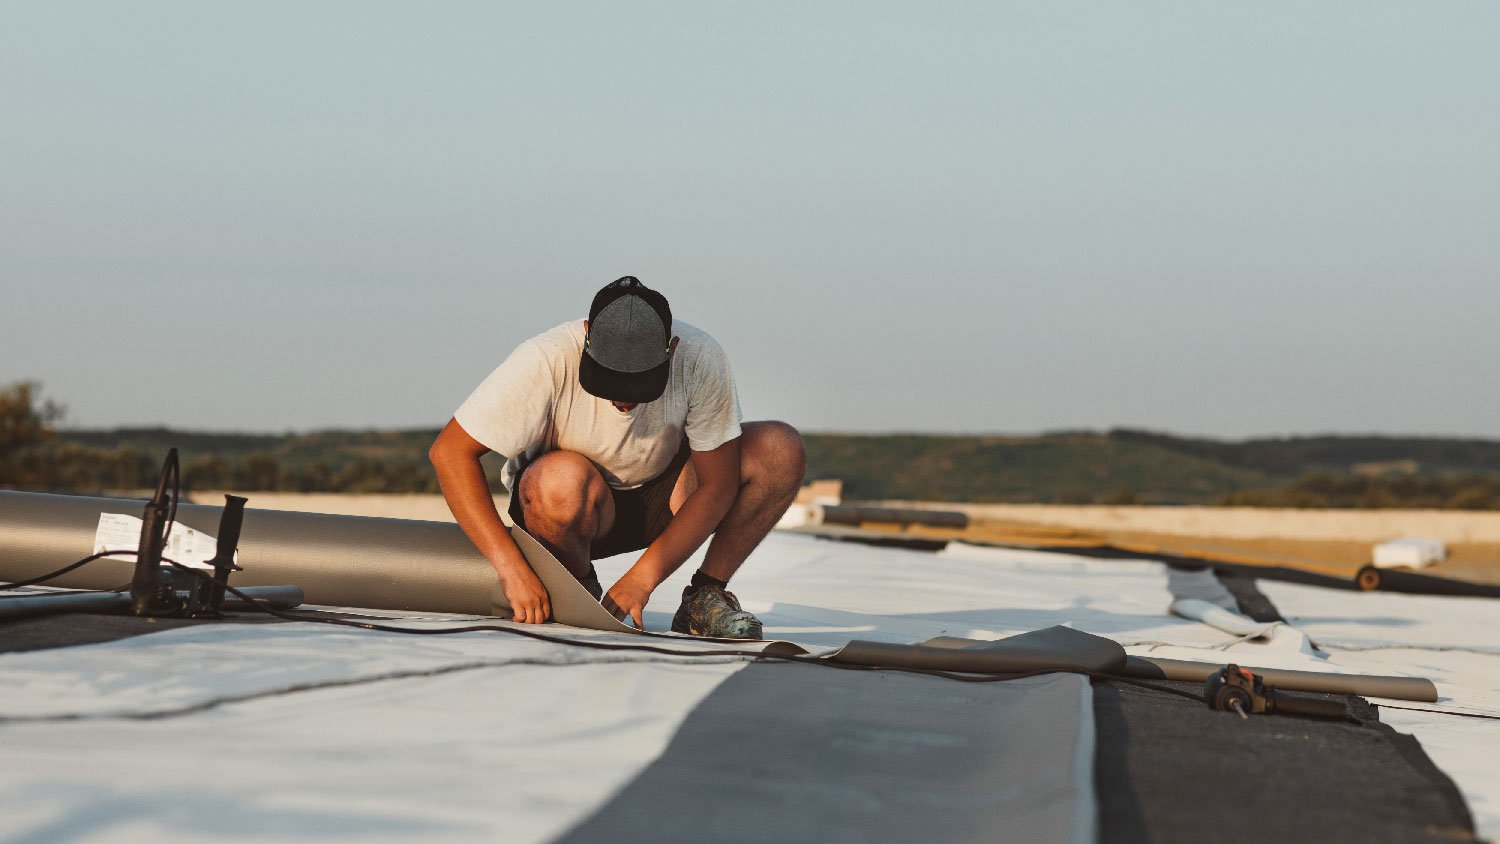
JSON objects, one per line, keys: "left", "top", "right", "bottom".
{"left": 1356, "top": 565, "right": 1383, "bottom": 591}
{"left": 1353, "top": 564, "right": 1500, "bottom": 598}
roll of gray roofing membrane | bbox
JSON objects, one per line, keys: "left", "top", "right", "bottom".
{"left": 1123, "top": 655, "right": 1439, "bottom": 702}
{"left": 0, "top": 490, "right": 620, "bottom": 628}
{"left": 1354, "top": 564, "right": 1500, "bottom": 598}
{"left": 0, "top": 490, "right": 497, "bottom": 614}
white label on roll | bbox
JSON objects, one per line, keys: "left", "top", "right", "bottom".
{"left": 92, "top": 513, "right": 226, "bottom": 570}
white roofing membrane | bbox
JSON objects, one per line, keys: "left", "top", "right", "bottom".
{"left": 1, "top": 531, "right": 1494, "bottom": 841}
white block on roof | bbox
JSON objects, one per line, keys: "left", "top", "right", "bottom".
{"left": 1372, "top": 537, "right": 1446, "bottom": 569}
{"left": 775, "top": 503, "right": 812, "bottom": 529}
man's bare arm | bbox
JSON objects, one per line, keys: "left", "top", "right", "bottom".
{"left": 602, "top": 436, "right": 741, "bottom": 627}
{"left": 428, "top": 418, "right": 551, "bottom": 624}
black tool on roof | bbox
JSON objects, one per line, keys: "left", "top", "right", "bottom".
{"left": 1204, "top": 664, "right": 1349, "bottom": 721}
{"left": 129, "top": 449, "right": 255, "bottom": 617}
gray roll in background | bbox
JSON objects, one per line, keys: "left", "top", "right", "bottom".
{"left": 819, "top": 505, "right": 969, "bottom": 529}
{"left": 1123, "top": 655, "right": 1439, "bottom": 703}
{"left": 0, "top": 490, "right": 499, "bottom": 616}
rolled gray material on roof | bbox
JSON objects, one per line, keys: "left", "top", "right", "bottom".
{"left": 0, "top": 491, "right": 681, "bottom": 631}
{"left": 0, "top": 490, "right": 498, "bottom": 616}
{"left": 1123, "top": 655, "right": 1439, "bottom": 703}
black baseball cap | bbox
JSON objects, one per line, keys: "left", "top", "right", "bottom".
{"left": 579, "top": 277, "right": 674, "bottom": 403}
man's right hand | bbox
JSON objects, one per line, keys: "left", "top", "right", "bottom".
{"left": 499, "top": 565, "right": 552, "bottom": 624}
{"left": 430, "top": 418, "right": 554, "bottom": 625}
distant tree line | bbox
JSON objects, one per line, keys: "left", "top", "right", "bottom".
{"left": 0, "top": 382, "right": 444, "bottom": 494}
{"left": 177, "top": 451, "right": 443, "bottom": 493}
{"left": 7, "top": 381, "right": 1500, "bottom": 508}
{"left": 1108, "top": 428, "right": 1500, "bottom": 476}
{"left": 7, "top": 441, "right": 443, "bottom": 494}
{"left": 1220, "top": 472, "right": 1500, "bottom": 510}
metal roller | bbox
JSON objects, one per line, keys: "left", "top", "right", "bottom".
{"left": 1123, "top": 655, "right": 1439, "bottom": 703}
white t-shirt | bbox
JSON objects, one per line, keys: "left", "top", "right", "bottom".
{"left": 454, "top": 319, "right": 743, "bottom": 491}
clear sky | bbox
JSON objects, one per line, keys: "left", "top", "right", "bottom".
{"left": 3, "top": 2, "right": 1497, "bottom": 437}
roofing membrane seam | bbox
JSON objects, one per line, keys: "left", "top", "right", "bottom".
{"left": 0, "top": 654, "right": 755, "bottom": 725}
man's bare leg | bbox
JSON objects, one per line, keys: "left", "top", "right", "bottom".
{"left": 515, "top": 450, "right": 615, "bottom": 580}
{"left": 670, "top": 421, "right": 807, "bottom": 583}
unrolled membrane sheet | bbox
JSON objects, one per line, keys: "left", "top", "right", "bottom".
{"left": 828, "top": 624, "right": 1128, "bottom": 674}
{"left": 558, "top": 667, "right": 1098, "bottom": 844}
{"left": 0, "top": 621, "right": 746, "bottom": 844}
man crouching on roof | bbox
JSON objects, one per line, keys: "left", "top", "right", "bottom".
{"left": 429, "top": 277, "right": 805, "bottom": 639}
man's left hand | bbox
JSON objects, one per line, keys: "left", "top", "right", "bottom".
{"left": 602, "top": 570, "right": 655, "bottom": 629}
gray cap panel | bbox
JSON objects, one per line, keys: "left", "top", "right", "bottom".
{"left": 589, "top": 296, "right": 670, "bottom": 373}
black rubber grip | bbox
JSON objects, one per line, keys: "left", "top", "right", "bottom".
{"left": 1272, "top": 691, "right": 1347, "bottom": 720}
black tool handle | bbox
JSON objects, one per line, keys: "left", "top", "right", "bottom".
{"left": 1271, "top": 691, "right": 1346, "bottom": 720}
{"left": 130, "top": 449, "right": 179, "bottom": 615}
{"left": 209, "top": 495, "right": 248, "bottom": 607}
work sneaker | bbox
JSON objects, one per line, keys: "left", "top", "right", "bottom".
{"left": 671, "top": 585, "right": 763, "bottom": 640}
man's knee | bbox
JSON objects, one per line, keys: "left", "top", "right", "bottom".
{"left": 744, "top": 421, "right": 806, "bottom": 491}
{"left": 519, "top": 451, "right": 609, "bottom": 534}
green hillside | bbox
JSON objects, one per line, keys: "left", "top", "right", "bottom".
{"left": 1108, "top": 429, "right": 1500, "bottom": 476}
{"left": 7, "top": 425, "right": 1497, "bottom": 508}
{"left": 802, "top": 432, "right": 1269, "bottom": 503}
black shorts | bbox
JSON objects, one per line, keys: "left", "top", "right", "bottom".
{"left": 508, "top": 440, "right": 692, "bottom": 561}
